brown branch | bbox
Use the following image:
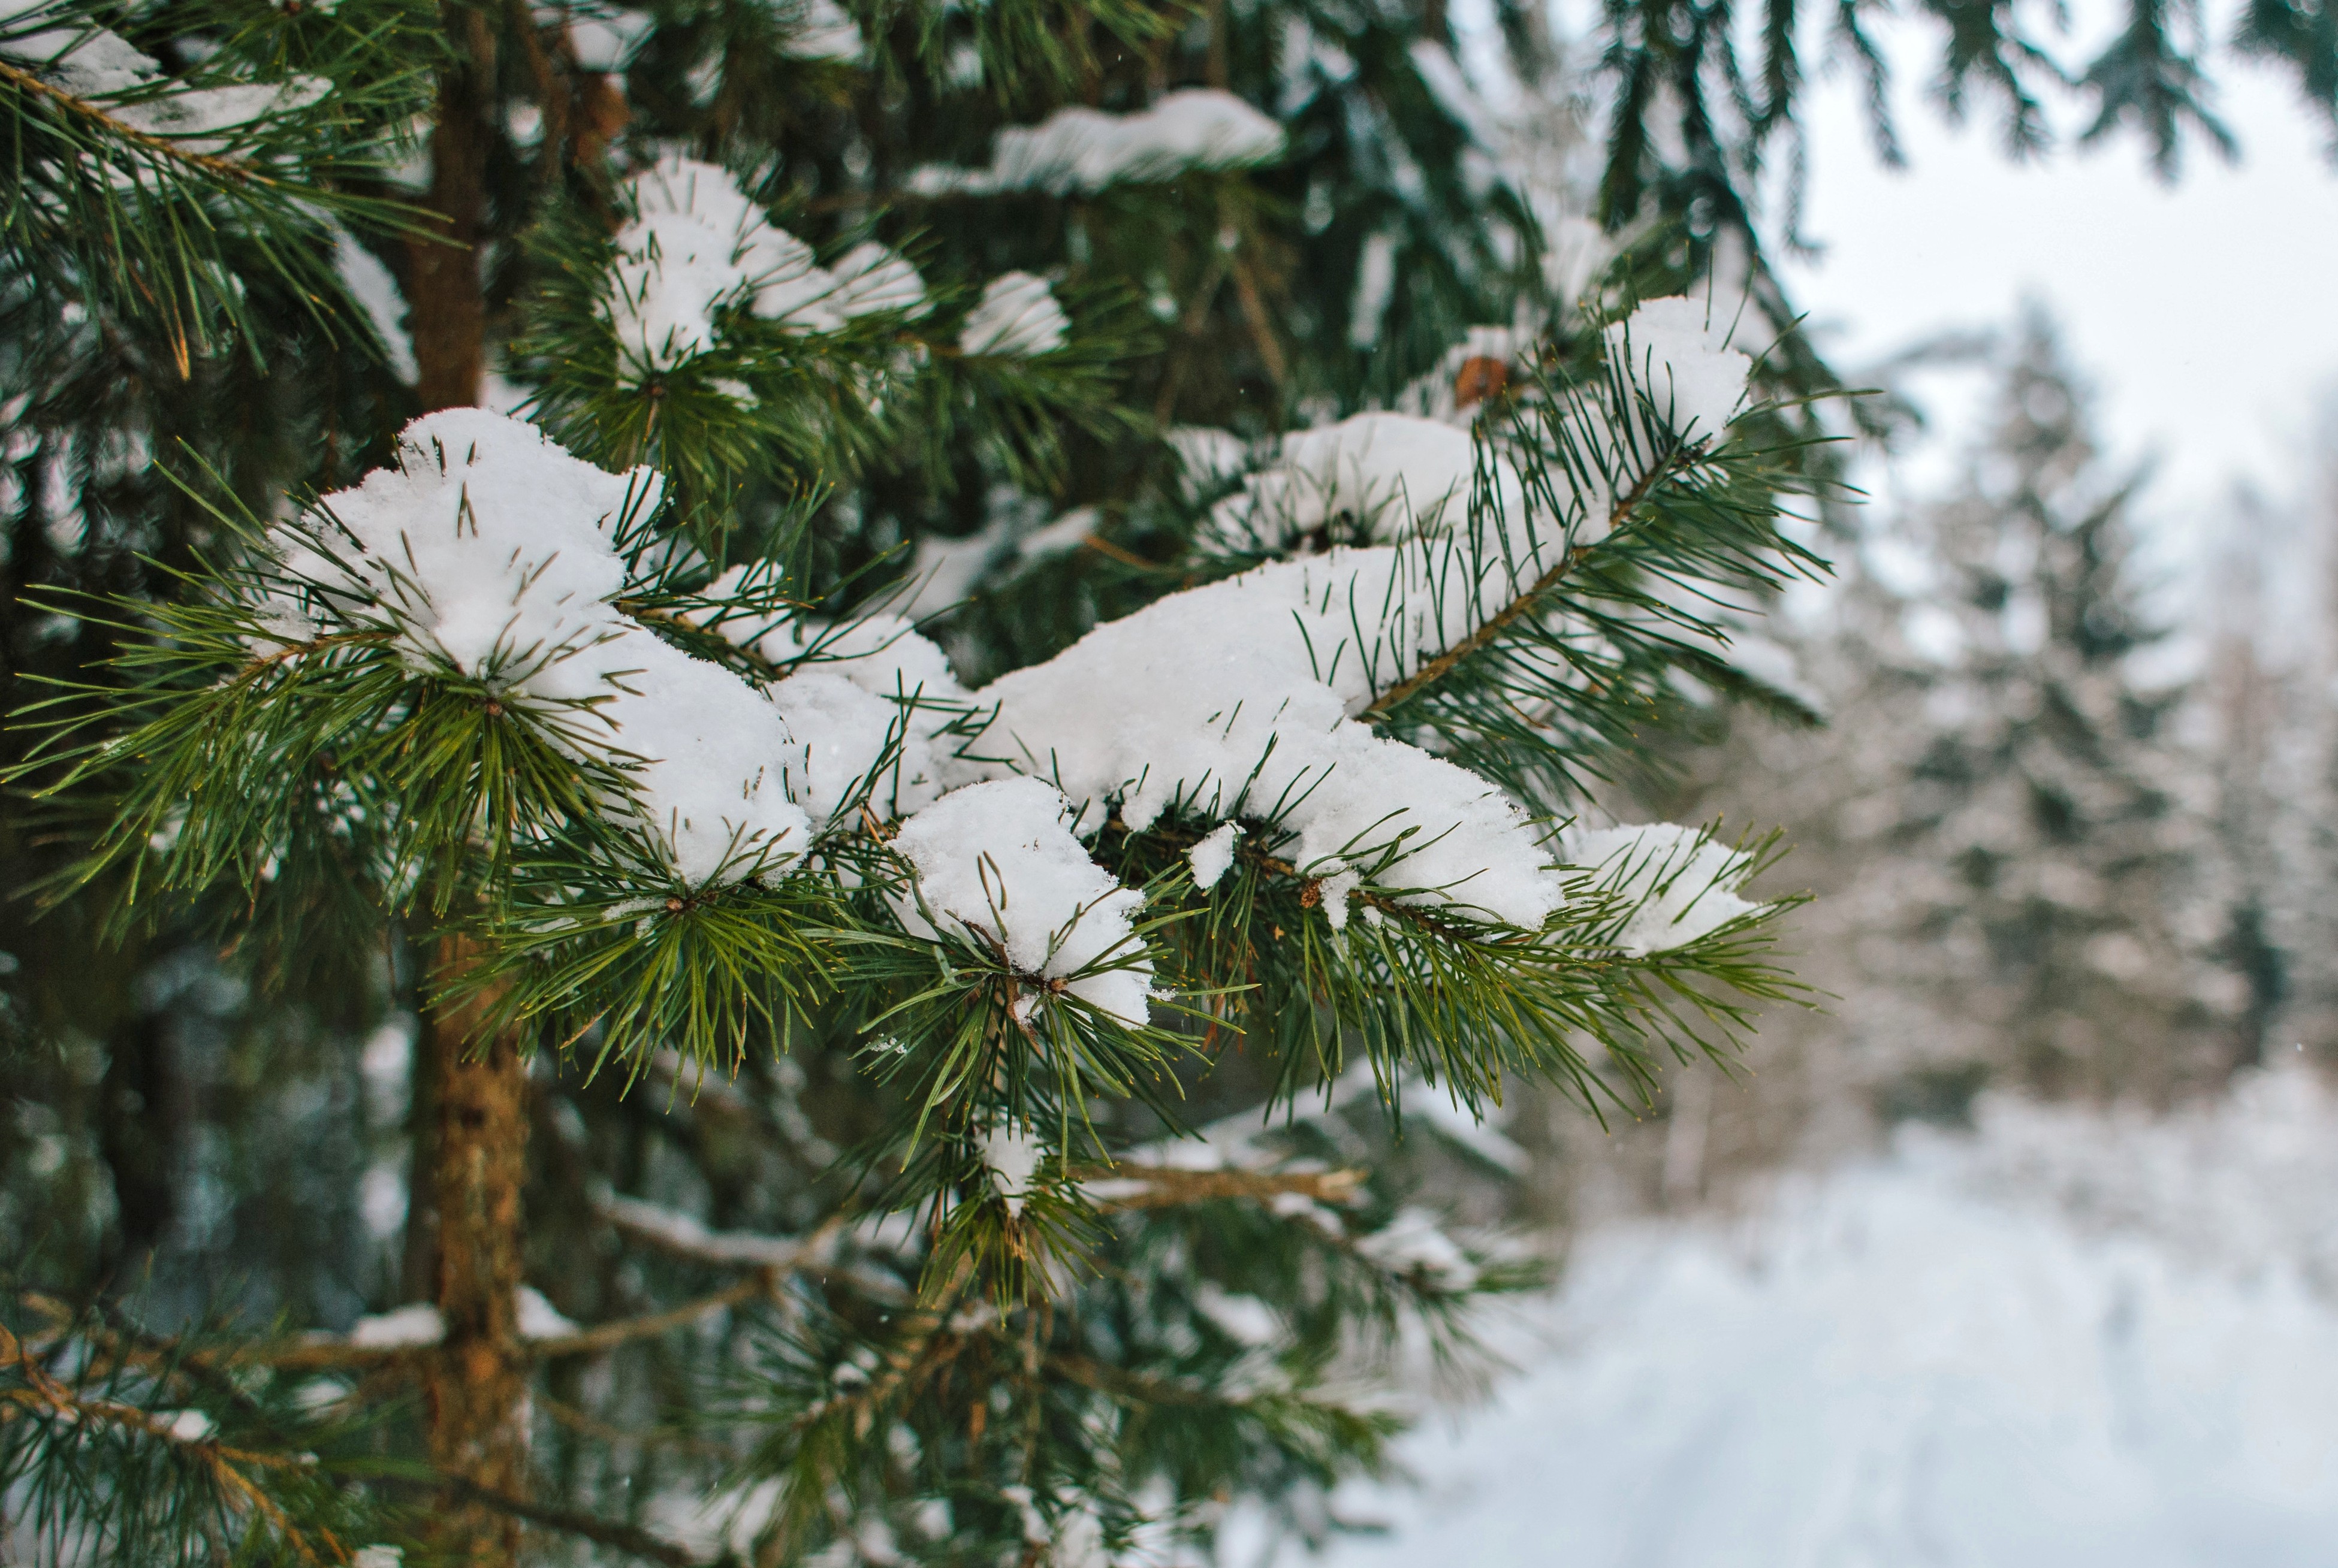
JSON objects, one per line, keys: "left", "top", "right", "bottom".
{"left": 0, "top": 58, "right": 283, "bottom": 187}
{"left": 1045, "top": 1350, "right": 1215, "bottom": 1407}
{"left": 530, "top": 1269, "right": 782, "bottom": 1359}
{"left": 1227, "top": 255, "right": 1288, "bottom": 386}
{"left": 2, "top": 1324, "right": 327, "bottom": 1563}
{"left": 422, "top": 1474, "right": 710, "bottom": 1568}
{"left": 596, "top": 1197, "right": 840, "bottom": 1273}
{"left": 1359, "top": 449, "right": 1685, "bottom": 723}
{"left": 1074, "top": 1164, "right": 1366, "bottom": 1210}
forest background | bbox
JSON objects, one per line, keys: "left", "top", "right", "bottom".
{"left": 4, "top": 0, "right": 2338, "bottom": 1558}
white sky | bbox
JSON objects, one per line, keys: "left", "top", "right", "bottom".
{"left": 1771, "top": 7, "right": 2338, "bottom": 540}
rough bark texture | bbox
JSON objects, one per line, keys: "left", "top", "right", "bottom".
{"left": 421, "top": 935, "right": 531, "bottom": 1567}
{"left": 406, "top": 21, "right": 523, "bottom": 1541}
{"left": 406, "top": 4, "right": 494, "bottom": 412}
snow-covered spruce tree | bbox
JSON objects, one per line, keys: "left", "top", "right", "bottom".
{"left": 1700, "top": 317, "right": 2237, "bottom": 1119}
{"left": 5, "top": 2, "right": 1827, "bottom": 1563}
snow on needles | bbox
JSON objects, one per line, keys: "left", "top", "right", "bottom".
{"left": 606, "top": 156, "right": 925, "bottom": 377}
{"left": 888, "top": 778, "right": 1153, "bottom": 1026}
{"left": 1559, "top": 824, "right": 1760, "bottom": 954}
{"left": 960, "top": 273, "right": 1069, "bottom": 356}
{"left": 272, "top": 409, "right": 810, "bottom": 886}
{"left": 910, "top": 88, "right": 1283, "bottom": 195}
{"left": 1607, "top": 296, "right": 1751, "bottom": 442}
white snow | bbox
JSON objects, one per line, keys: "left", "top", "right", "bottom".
{"left": 330, "top": 227, "right": 417, "bottom": 385}
{"left": 960, "top": 272, "right": 1069, "bottom": 356}
{"left": 910, "top": 87, "right": 1282, "bottom": 196}
{"left": 967, "top": 528, "right": 1570, "bottom": 928}
{"left": 607, "top": 156, "right": 924, "bottom": 376}
{"left": 1, "top": 1, "right": 160, "bottom": 96}
{"left": 344, "top": 1287, "right": 581, "bottom": 1348}
{"left": 514, "top": 1284, "right": 578, "bottom": 1340}
{"left": 1354, "top": 1206, "right": 1479, "bottom": 1289}
{"left": 1206, "top": 413, "right": 1500, "bottom": 553}
{"left": 1307, "top": 1068, "right": 2338, "bottom": 1568}
{"left": 0, "top": 6, "right": 326, "bottom": 147}
{"left": 113, "top": 75, "right": 330, "bottom": 151}
{"left": 276, "top": 409, "right": 811, "bottom": 885}
{"left": 1559, "top": 823, "right": 1760, "bottom": 954}
{"left": 1168, "top": 426, "right": 1251, "bottom": 497}
{"left": 1187, "top": 821, "right": 1242, "bottom": 892}
{"left": 888, "top": 777, "right": 1153, "bottom": 1025}
{"left": 979, "top": 1122, "right": 1046, "bottom": 1216}
{"left": 777, "top": 0, "right": 861, "bottom": 59}
{"left": 346, "top": 1303, "right": 444, "bottom": 1348}
{"left": 1608, "top": 295, "right": 1752, "bottom": 443}
{"left": 159, "top": 1409, "right": 216, "bottom": 1442}
{"left": 689, "top": 572, "right": 974, "bottom": 827}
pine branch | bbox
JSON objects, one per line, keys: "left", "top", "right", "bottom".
{"left": 1, "top": 1324, "right": 339, "bottom": 1564}
{"left": 595, "top": 1195, "right": 842, "bottom": 1272}
{"left": 0, "top": 59, "right": 286, "bottom": 188}
{"left": 1360, "top": 446, "right": 1686, "bottom": 723}
{"left": 423, "top": 1474, "right": 713, "bottom": 1568}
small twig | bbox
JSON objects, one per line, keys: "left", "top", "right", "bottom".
{"left": 596, "top": 1196, "right": 840, "bottom": 1273}
{"left": 416, "top": 1473, "right": 711, "bottom": 1568}
{"left": 531, "top": 1270, "right": 782, "bottom": 1359}
{"left": 1361, "top": 450, "right": 1684, "bottom": 721}
{"left": 1072, "top": 1164, "right": 1366, "bottom": 1210}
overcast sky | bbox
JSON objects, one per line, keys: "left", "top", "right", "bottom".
{"left": 1770, "top": 7, "right": 2338, "bottom": 543}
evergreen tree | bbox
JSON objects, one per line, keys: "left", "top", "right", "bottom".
{"left": 1665, "top": 318, "right": 2240, "bottom": 1135}
{"left": 1884, "top": 317, "right": 2236, "bottom": 1100}
{"left": 0, "top": 2, "right": 1841, "bottom": 1564}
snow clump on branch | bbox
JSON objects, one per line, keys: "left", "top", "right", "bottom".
{"left": 910, "top": 87, "right": 1283, "bottom": 195}
{"left": 270, "top": 409, "right": 811, "bottom": 886}
{"left": 1607, "top": 296, "right": 1752, "bottom": 442}
{"left": 888, "top": 778, "right": 1154, "bottom": 1026}
{"left": 606, "top": 155, "right": 925, "bottom": 377}
{"left": 1559, "top": 824, "right": 1760, "bottom": 954}
{"left": 960, "top": 273, "right": 1069, "bottom": 356}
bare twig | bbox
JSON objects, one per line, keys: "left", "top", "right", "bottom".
{"left": 1360, "top": 449, "right": 1684, "bottom": 721}
{"left": 1074, "top": 1164, "right": 1367, "bottom": 1210}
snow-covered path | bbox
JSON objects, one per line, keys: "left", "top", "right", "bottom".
{"left": 1308, "top": 1068, "right": 2338, "bottom": 1567}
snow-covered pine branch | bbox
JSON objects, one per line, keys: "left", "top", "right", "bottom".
{"left": 908, "top": 87, "right": 1284, "bottom": 197}
{"left": 232, "top": 289, "right": 1778, "bottom": 1005}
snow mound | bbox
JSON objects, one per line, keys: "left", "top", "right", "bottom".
{"left": 910, "top": 87, "right": 1283, "bottom": 195}
{"left": 607, "top": 156, "right": 922, "bottom": 375}
{"left": 1608, "top": 296, "right": 1751, "bottom": 443}
{"left": 274, "top": 409, "right": 811, "bottom": 885}
{"left": 1559, "top": 823, "right": 1760, "bottom": 954}
{"left": 960, "top": 272, "right": 1069, "bottom": 356}
{"left": 889, "top": 778, "right": 1153, "bottom": 1026}
{"left": 1301, "top": 1067, "right": 2338, "bottom": 1568}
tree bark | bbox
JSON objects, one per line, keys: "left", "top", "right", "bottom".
{"left": 404, "top": 13, "right": 534, "bottom": 1558}
{"left": 420, "top": 933, "right": 532, "bottom": 1567}
{"left": 406, "top": 3, "right": 495, "bottom": 412}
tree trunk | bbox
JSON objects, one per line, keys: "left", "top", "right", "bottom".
{"left": 420, "top": 934, "right": 531, "bottom": 1567}
{"left": 407, "top": 3, "right": 494, "bottom": 412}
{"left": 406, "top": 14, "right": 523, "bottom": 1551}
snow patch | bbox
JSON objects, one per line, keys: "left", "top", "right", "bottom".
{"left": 1560, "top": 823, "right": 1759, "bottom": 954}
{"left": 960, "top": 272, "right": 1069, "bottom": 356}
{"left": 911, "top": 87, "right": 1282, "bottom": 195}
{"left": 889, "top": 778, "right": 1153, "bottom": 1025}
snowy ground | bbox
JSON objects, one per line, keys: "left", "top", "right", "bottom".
{"left": 1292, "top": 1065, "right": 2338, "bottom": 1567}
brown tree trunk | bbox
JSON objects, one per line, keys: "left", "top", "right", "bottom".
{"left": 401, "top": 10, "right": 532, "bottom": 1561}
{"left": 407, "top": 3, "right": 495, "bottom": 412}
{"left": 420, "top": 934, "right": 531, "bottom": 1567}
